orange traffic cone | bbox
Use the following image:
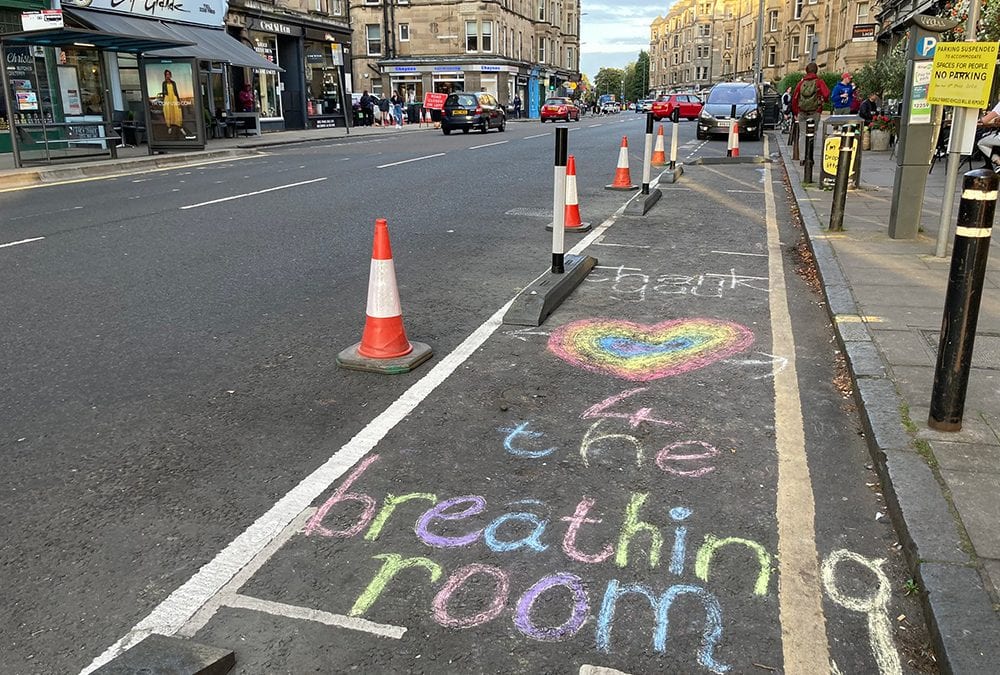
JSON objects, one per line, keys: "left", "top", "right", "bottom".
{"left": 337, "top": 219, "right": 432, "bottom": 374}
{"left": 423, "top": 109, "right": 432, "bottom": 125}
{"left": 651, "top": 125, "right": 667, "bottom": 166}
{"left": 563, "top": 155, "right": 592, "bottom": 232}
{"left": 728, "top": 121, "right": 740, "bottom": 158}
{"left": 605, "top": 136, "right": 638, "bottom": 190}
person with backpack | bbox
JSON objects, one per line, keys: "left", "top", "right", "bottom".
{"left": 792, "top": 62, "right": 831, "bottom": 158}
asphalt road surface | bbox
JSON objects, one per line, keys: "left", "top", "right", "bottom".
{"left": 1, "top": 116, "right": 936, "bottom": 673}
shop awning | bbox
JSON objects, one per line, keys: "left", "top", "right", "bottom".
{"left": 67, "top": 8, "right": 280, "bottom": 71}
{"left": 0, "top": 26, "right": 193, "bottom": 54}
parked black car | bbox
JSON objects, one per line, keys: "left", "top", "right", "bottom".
{"left": 696, "top": 82, "right": 763, "bottom": 141}
{"left": 441, "top": 92, "right": 507, "bottom": 134}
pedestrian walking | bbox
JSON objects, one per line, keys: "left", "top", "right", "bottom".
{"left": 792, "top": 62, "right": 830, "bottom": 159}
{"left": 378, "top": 94, "right": 391, "bottom": 126}
{"left": 360, "top": 90, "right": 374, "bottom": 126}
{"left": 831, "top": 73, "right": 854, "bottom": 114}
{"left": 391, "top": 90, "right": 404, "bottom": 128}
{"left": 513, "top": 94, "right": 522, "bottom": 119}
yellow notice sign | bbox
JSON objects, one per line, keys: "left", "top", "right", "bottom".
{"left": 928, "top": 41, "right": 1000, "bottom": 108}
{"left": 823, "top": 137, "right": 857, "bottom": 177}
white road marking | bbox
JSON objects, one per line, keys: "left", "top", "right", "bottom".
{"left": 468, "top": 141, "right": 509, "bottom": 150}
{"left": 587, "top": 123, "right": 602, "bottom": 128}
{"left": 376, "top": 153, "right": 445, "bottom": 168}
{"left": 179, "top": 178, "right": 328, "bottom": 210}
{"left": 524, "top": 132, "right": 551, "bottom": 139}
{"left": 0, "top": 236, "right": 45, "bottom": 249}
{"left": 226, "top": 594, "right": 406, "bottom": 640}
{"left": 594, "top": 265, "right": 643, "bottom": 271}
{"left": 728, "top": 189, "right": 764, "bottom": 193}
{"left": 764, "top": 136, "right": 830, "bottom": 671}
{"left": 594, "top": 242, "right": 651, "bottom": 249}
{"left": 711, "top": 249, "right": 767, "bottom": 257}
{"left": 8, "top": 205, "right": 82, "bottom": 222}
{"left": 81, "top": 187, "right": 629, "bottom": 675}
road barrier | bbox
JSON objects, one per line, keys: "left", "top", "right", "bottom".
{"left": 727, "top": 121, "right": 740, "bottom": 158}
{"left": 829, "top": 124, "right": 856, "bottom": 232}
{"left": 669, "top": 120, "right": 679, "bottom": 171}
{"left": 929, "top": 170, "right": 999, "bottom": 431}
{"left": 606, "top": 136, "right": 638, "bottom": 190}
{"left": 551, "top": 127, "right": 569, "bottom": 273}
{"left": 641, "top": 113, "right": 654, "bottom": 195}
{"left": 804, "top": 118, "right": 816, "bottom": 184}
{"left": 337, "top": 218, "right": 432, "bottom": 374}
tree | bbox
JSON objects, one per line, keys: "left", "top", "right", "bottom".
{"left": 594, "top": 67, "right": 625, "bottom": 100}
{"left": 624, "top": 51, "right": 650, "bottom": 102}
{"left": 851, "top": 38, "right": 907, "bottom": 99}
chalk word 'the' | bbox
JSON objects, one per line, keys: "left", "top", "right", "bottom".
{"left": 587, "top": 265, "right": 770, "bottom": 302}
{"left": 304, "top": 454, "right": 774, "bottom": 671}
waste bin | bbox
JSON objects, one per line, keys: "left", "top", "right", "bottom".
{"left": 762, "top": 93, "right": 781, "bottom": 128}
{"left": 821, "top": 114, "right": 863, "bottom": 189}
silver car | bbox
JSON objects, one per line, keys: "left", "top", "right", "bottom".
{"left": 696, "top": 83, "right": 763, "bottom": 141}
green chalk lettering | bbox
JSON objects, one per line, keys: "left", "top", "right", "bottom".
{"left": 364, "top": 493, "right": 438, "bottom": 541}
{"left": 349, "top": 553, "right": 443, "bottom": 616}
{"left": 615, "top": 492, "right": 663, "bottom": 569}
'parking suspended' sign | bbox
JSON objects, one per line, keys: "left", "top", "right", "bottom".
{"left": 928, "top": 41, "right": 1000, "bottom": 108}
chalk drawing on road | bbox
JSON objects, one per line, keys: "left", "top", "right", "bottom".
{"left": 586, "top": 265, "right": 769, "bottom": 302}
{"left": 723, "top": 352, "right": 789, "bottom": 380}
{"left": 821, "top": 549, "right": 902, "bottom": 675}
{"left": 548, "top": 318, "right": 754, "bottom": 381}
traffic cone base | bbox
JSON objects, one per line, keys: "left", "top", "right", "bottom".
{"left": 606, "top": 136, "right": 638, "bottom": 190}
{"left": 651, "top": 125, "right": 667, "bottom": 166}
{"left": 337, "top": 218, "right": 432, "bottom": 374}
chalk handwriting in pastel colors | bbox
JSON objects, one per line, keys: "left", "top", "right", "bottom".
{"left": 514, "top": 572, "right": 589, "bottom": 641}
{"left": 433, "top": 563, "right": 510, "bottom": 628}
{"left": 695, "top": 535, "right": 772, "bottom": 596}
{"left": 547, "top": 318, "right": 754, "bottom": 382}
{"left": 499, "top": 421, "right": 557, "bottom": 458}
{"left": 821, "top": 550, "right": 902, "bottom": 675}
{"left": 586, "top": 264, "right": 769, "bottom": 302}
{"left": 581, "top": 387, "right": 683, "bottom": 429}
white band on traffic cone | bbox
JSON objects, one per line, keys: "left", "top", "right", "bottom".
{"left": 366, "top": 258, "right": 403, "bottom": 318}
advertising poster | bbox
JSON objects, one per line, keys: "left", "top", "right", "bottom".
{"left": 142, "top": 58, "right": 204, "bottom": 149}
{"left": 57, "top": 65, "right": 83, "bottom": 115}
{"left": 910, "top": 61, "right": 933, "bottom": 125}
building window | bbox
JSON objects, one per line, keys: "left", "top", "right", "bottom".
{"left": 857, "top": 2, "right": 869, "bottom": 21}
{"left": 538, "top": 39, "right": 545, "bottom": 62}
{"left": 769, "top": 10, "right": 779, "bottom": 31}
{"left": 466, "top": 21, "right": 478, "bottom": 51}
{"left": 363, "top": 0, "right": 377, "bottom": 4}
{"left": 723, "top": 59, "right": 731, "bottom": 74}
{"left": 794, "top": 0, "right": 803, "bottom": 19}
{"left": 697, "top": 45, "right": 709, "bottom": 58}
{"left": 699, "top": 24, "right": 710, "bottom": 37}
{"left": 567, "top": 46, "right": 574, "bottom": 69}
{"left": 673, "top": 34, "right": 679, "bottom": 47}
{"left": 366, "top": 24, "right": 381, "bottom": 55}
{"left": 725, "top": 32, "right": 733, "bottom": 48}
{"left": 696, "top": 66, "right": 709, "bottom": 79}
{"left": 805, "top": 24, "right": 815, "bottom": 47}
{"left": 790, "top": 36, "right": 800, "bottom": 60}
{"left": 538, "top": 0, "right": 544, "bottom": 21}
{"left": 399, "top": 23, "right": 409, "bottom": 42}
{"left": 767, "top": 45, "right": 776, "bottom": 66}
{"left": 482, "top": 21, "right": 493, "bottom": 52}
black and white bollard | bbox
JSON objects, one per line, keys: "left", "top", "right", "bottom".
{"left": 662, "top": 114, "right": 683, "bottom": 183}
{"left": 929, "top": 170, "right": 999, "bottom": 431}
{"left": 625, "top": 113, "right": 662, "bottom": 214}
{"left": 829, "top": 124, "right": 855, "bottom": 232}
{"left": 804, "top": 118, "right": 816, "bottom": 184}
{"left": 551, "top": 127, "right": 568, "bottom": 274}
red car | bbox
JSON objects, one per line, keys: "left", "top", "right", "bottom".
{"left": 540, "top": 97, "right": 580, "bottom": 122}
{"left": 651, "top": 93, "right": 704, "bottom": 121}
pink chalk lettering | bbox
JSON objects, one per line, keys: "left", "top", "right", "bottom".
{"left": 581, "top": 387, "right": 682, "bottom": 429}
{"left": 655, "top": 441, "right": 720, "bottom": 477}
{"left": 304, "top": 454, "right": 380, "bottom": 538}
{"left": 561, "top": 497, "right": 615, "bottom": 563}
{"left": 432, "top": 563, "right": 510, "bottom": 628}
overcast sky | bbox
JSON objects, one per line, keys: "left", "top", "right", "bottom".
{"left": 580, "top": 0, "right": 673, "bottom": 81}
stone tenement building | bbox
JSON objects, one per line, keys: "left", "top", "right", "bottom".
{"left": 349, "top": 0, "right": 581, "bottom": 113}
{"left": 649, "top": 0, "right": 877, "bottom": 93}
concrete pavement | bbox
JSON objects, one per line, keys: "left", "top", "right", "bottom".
{"left": 779, "top": 132, "right": 1000, "bottom": 672}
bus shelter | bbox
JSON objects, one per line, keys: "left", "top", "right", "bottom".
{"left": 0, "top": 26, "right": 192, "bottom": 167}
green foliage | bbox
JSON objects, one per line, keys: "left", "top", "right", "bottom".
{"left": 939, "top": 0, "right": 1000, "bottom": 41}
{"left": 851, "top": 39, "right": 907, "bottom": 99}
{"left": 778, "top": 71, "right": 804, "bottom": 94}
{"left": 623, "top": 51, "right": 651, "bottom": 102}
{"left": 594, "top": 67, "right": 625, "bottom": 99}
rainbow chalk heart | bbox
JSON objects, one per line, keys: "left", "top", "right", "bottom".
{"left": 548, "top": 318, "right": 754, "bottom": 382}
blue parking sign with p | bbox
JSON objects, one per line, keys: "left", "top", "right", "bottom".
{"left": 917, "top": 36, "right": 937, "bottom": 58}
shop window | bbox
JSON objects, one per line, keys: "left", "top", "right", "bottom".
{"left": 305, "top": 41, "right": 343, "bottom": 117}
{"left": 251, "top": 32, "right": 283, "bottom": 118}
{"left": 366, "top": 24, "right": 382, "bottom": 55}
{"left": 399, "top": 23, "right": 410, "bottom": 42}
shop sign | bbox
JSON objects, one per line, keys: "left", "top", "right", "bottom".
{"left": 851, "top": 23, "right": 877, "bottom": 42}
{"left": 480, "top": 65, "right": 501, "bottom": 72}
{"left": 331, "top": 43, "right": 344, "bottom": 67}
{"left": 21, "top": 10, "right": 63, "bottom": 31}
{"left": 928, "top": 41, "right": 1000, "bottom": 109}
{"left": 314, "top": 118, "right": 337, "bottom": 129}
{"left": 393, "top": 66, "right": 418, "bottom": 72}
{"left": 433, "top": 65, "right": 461, "bottom": 72}
{"left": 516, "top": 75, "right": 529, "bottom": 85}
{"left": 249, "top": 19, "right": 303, "bottom": 36}
{"left": 63, "top": 0, "right": 225, "bottom": 28}
{"left": 306, "top": 51, "right": 326, "bottom": 64}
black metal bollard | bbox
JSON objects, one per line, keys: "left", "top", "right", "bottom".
{"left": 803, "top": 118, "right": 816, "bottom": 184}
{"left": 829, "top": 124, "right": 855, "bottom": 232}
{"left": 791, "top": 119, "right": 800, "bottom": 160}
{"left": 929, "top": 170, "right": 1000, "bottom": 431}
{"left": 551, "top": 127, "right": 568, "bottom": 274}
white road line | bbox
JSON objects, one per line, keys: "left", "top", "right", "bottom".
{"left": 594, "top": 264, "right": 643, "bottom": 270}
{"left": 180, "top": 178, "right": 327, "bottom": 210}
{"left": 225, "top": 594, "right": 406, "bottom": 640}
{"left": 711, "top": 250, "right": 767, "bottom": 257}
{"left": 594, "top": 242, "right": 651, "bottom": 249}
{"left": 376, "top": 153, "right": 445, "bottom": 168}
{"left": 587, "top": 124, "right": 602, "bottom": 128}
{"left": 764, "top": 136, "right": 830, "bottom": 671}
{"left": 728, "top": 189, "right": 764, "bottom": 193}
{"left": 80, "top": 296, "right": 518, "bottom": 674}
{"left": 0, "top": 236, "right": 45, "bottom": 249}
{"left": 524, "top": 132, "right": 551, "bottom": 139}
{"left": 468, "top": 141, "right": 508, "bottom": 150}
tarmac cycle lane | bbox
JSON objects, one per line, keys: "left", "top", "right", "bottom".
{"left": 82, "top": 147, "right": 934, "bottom": 674}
